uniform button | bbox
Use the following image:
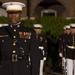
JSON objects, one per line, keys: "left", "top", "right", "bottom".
{"left": 13, "top": 50, "right": 16, "bottom": 53}
{"left": 13, "top": 36, "right": 16, "bottom": 38}
{"left": 26, "top": 65, "right": 28, "bottom": 67}
{"left": 2, "top": 40, "right": 4, "bottom": 42}
{"left": 14, "top": 29, "right": 16, "bottom": 32}
{"left": 13, "top": 43, "right": 16, "bottom": 46}
{"left": 24, "top": 40, "right": 26, "bottom": 42}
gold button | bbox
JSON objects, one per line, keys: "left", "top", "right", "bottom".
{"left": 14, "top": 29, "right": 16, "bottom": 32}
{"left": 26, "top": 65, "right": 28, "bottom": 67}
{"left": 13, "top": 36, "right": 16, "bottom": 38}
{"left": 24, "top": 40, "right": 26, "bottom": 42}
{"left": 13, "top": 50, "right": 16, "bottom": 53}
{"left": 2, "top": 40, "right": 4, "bottom": 42}
{"left": 13, "top": 43, "right": 16, "bottom": 46}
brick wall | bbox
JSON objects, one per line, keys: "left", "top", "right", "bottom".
{"left": 0, "top": 0, "right": 75, "bottom": 19}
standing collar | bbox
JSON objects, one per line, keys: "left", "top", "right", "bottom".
{"left": 10, "top": 22, "right": 21, "bottom": 28}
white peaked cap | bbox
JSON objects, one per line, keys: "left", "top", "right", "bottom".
{"left": 2, "top": 2, "right": 25, "bottom": 11}
{"left": 33, "top": 24, "right": 43, "bottom": 28}
{"left": 65, "top": 25, "right": 70, "bottom": 29}
{"left": 70, "top": 23, "right": 75, "bottom": 28}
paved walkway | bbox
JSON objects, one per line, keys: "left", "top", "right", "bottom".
{"left": 43, "top": 65, "right": 63, "bottom": 75}
{"left": 44, "top": 72, "right": 63, "bottom": 75}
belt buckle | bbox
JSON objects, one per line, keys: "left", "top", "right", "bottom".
{"left": 12, "top": 54, "right": 17, "bottom": 62}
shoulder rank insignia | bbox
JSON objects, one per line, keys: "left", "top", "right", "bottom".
{"left": 19, "top": 32, "right": 31, "bottom": 39}
{"left": 0, "top": 35, "right": 9, "bottom": 37}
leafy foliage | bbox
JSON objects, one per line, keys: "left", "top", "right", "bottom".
{"left": 0, "top": 16, "right": 9, "bottom": 23}
{"left": 22, "top": 16, "right": 72, "bottom": 43}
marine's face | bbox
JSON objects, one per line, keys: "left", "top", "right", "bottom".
{"left": 7, "top": 12, "right": 22, "bottom": 24}
{"left": 34, "top": 29, "right": 42, "bottom": 35}
{"left": 64, "top": 30, "right": 66, "bottom": 34}
{"left": 70, "top": 28, "right": 75, "bottom": 34}
{"left": 66, "top": 29, "right": 70, "bottom": 34}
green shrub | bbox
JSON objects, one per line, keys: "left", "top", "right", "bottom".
{"left": 0, "top": 16, "right": 9, "bottom": 23}
{"left": 22, "top": 16, "right": 71, "bottom": 43}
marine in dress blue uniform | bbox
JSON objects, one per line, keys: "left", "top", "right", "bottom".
{"left": 33, "top": 24, "right": 47, "bottom": 75}
{"left": 59, "top": 25, "right": 70, "bottom": 75}
{"left": 66, "top": 23, "right": 75, "bottom": 75}
{"left": 0, "top": 2, "right": 40, "bottom": 75}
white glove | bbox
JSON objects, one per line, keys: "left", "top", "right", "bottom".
{"left": 43, "top": 57, "right": 46, "bottom": 60}
{"left": 39, "top": 46, "right": 44, "bottom": 50}
{"left": 59, "top": 53, "right": 62, "bottom": 57}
